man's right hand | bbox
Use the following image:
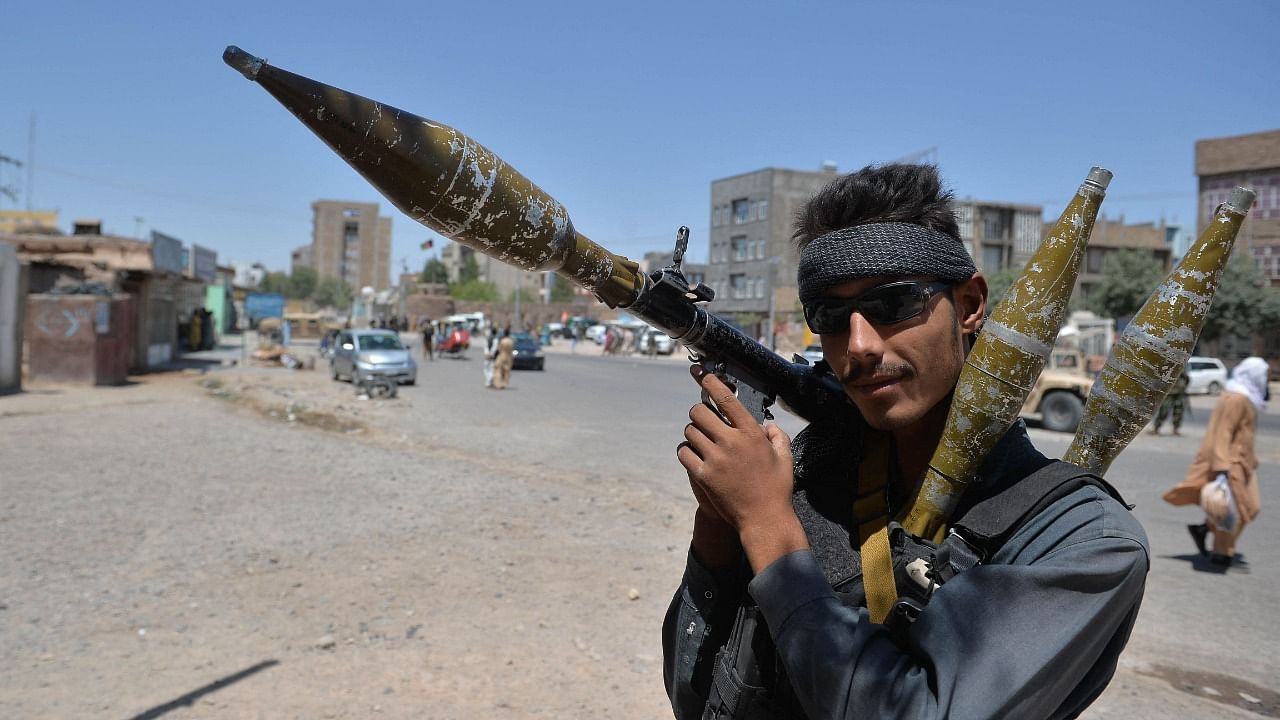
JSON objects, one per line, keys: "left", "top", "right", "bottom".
{"left": 691, "top": 505, "right": 741, "bottom": 572}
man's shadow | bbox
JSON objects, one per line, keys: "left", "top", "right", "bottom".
{"left": 1163, "top": 552, "right": 1250, "bottom": 574}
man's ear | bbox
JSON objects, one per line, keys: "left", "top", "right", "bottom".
{"left": 955, "top": 273, "right": 987, "bottom": 334}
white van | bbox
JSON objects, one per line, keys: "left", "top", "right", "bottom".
{"left": 1185, "top": 356, "right": 1228, "bottom": 395}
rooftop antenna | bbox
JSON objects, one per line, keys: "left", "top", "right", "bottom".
{"left": 891, "top": 146, "right": 939, "bottom": 166}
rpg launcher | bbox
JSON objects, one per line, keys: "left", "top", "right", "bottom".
{"left": 222, "top": 46, "right": 857, "bottom": 430}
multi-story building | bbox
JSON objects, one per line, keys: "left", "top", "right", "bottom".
{"left": 954, "top": 200, "right": 1043, "bottom": 274}
{"left": 310, "top": 200, "right": 392, "bottom": 291}
{"left": 706, "top": 166, "right": 841, "bottom": 328}
{"left": 705, "top": 167, "right": 1047, "bottom": 336}
{"left": 641, "top": 249, "right": 707, "bottom": 287}
{"left": 1060, "top": 216, "right": 1172, "bottom": 306}
{"left": 290, "top": 244, "right": 312, "bottom": 273}
{"left": 439, "top": 240, "right": 543, "bottom": 301}
{"left": 1196, "top": 128, "right": 1280, "bottom": 288}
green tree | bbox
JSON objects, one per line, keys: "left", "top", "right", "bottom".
{"left": 983, "top": 267, "right": 1022, "bottom": 313}
{"left": 460, "top": 255, "right": 481, "bottom": 283}
{"left": 288, "top": 266, "right": 317, "bottom": 300}
{"left": 510, "top": 286, "right": 537, "bottom": 303}
{"left": 420, "top": 257, "right": 449, "bottom": 284}
{"left": 1200, "top": 252, "right": 1280, "bottom": 343}
{"left": 450, "top": 279, "right": 499, "bottom": 302}
{"left": 258, "top": 271, "right": 291, "bottom": 296}
{"left": 312, "top": 276, "right": 353, "bottom": 309}
{"left": 1086, "top": 250, "right": 1165, "bottom": 319}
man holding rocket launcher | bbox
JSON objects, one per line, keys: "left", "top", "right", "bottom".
{"left": 221, "top": 45, "right": 1254, "bottom": 720}
{"left": 665, "top": 164, "right": 1150, "bottom": 719}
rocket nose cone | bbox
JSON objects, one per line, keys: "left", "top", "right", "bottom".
{"left": 223, "top": 46, "right": 265, "bottom": 81}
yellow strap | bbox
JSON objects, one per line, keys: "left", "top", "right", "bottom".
{"left": 856, "top": 430, "right": 897, "bottom": 624}
{"left": 861, "top": 522, "right": 896, "bottom": 624}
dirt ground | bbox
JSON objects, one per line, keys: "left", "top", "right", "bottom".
{"left": 1, "top": 357, "right": 1270, "bottom": 719}
{"left": 2, "top": 368, "right": 694, "bottom": 719}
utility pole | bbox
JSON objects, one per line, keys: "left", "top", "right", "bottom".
{"left": 513, "top": 274, "right": 522, "bottom": 331}
{"left": 0, "top": 153, "right": 21, "bottom": 205}
{"left": 26, "top": 113, "right": 36, "bottom": 211}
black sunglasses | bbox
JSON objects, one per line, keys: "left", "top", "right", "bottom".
{"left": 804, "top": 280, "right": 953, "bottom": 334}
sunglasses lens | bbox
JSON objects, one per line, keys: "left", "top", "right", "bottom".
{"left": 807, "top": 302, "right": 850, "bottom": 334}
{"left": 860, "top": 286, "right": 924, "bottom": 324}
{"left": 805, "top": 283, "right": 934, "bottom": 333}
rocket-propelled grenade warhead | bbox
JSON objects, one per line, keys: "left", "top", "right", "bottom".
{"left": 901, "top": 167, "right": 1111, "bottom": 543}
{"left": 221, "top": 46, "right": 644, "bottom": 307}
{"left": 1064, "top": 187, "right": 1256, "bottom": 474}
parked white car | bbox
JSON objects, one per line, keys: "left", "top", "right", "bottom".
{"left": 585, "top": 324, "right": 607, "bottom": 345}
{"left": 1185, "top": 356, "right": 1228, "bottom": 395}
{"left": 638, "top": 327, "right": 676, "bottom": 355}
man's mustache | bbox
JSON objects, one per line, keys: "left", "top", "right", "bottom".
{"left": 839, "top": 360, "right": 916, "bottom": 385}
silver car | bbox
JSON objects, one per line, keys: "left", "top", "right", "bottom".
{"left": 330, "top": 330, "right": 418, "bottom": 385}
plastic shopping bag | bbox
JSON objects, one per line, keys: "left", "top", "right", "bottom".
{"left": 1200, "top": 473, "right": 1239, "bottom": 534}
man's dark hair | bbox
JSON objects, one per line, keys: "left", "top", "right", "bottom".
{"left": 793, "top": 163, "right": 960, "bottom": 248}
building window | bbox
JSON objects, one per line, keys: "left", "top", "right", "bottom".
{"left": 983, "top": 211, "right": 1009, "bottom": 241}
{"left": 730, "top": 273, "right": 747, "bottom": 299}
{"left": 732, "top": 198, "right": 750, "bottom": 225}
{"left": 982, "top": 245, "right": 1005, "bottom": 272}
{"left": 1086, "top": 247, "right": 1106, "bottom": 274}
{"left": 755, "top": 276, "right": 765, "bottom": 298}
{"left": 732, "top": 235, "right": 749, "bottom": 261}
{"left": 343, "top": 208, "right": 361, "bottom": 218}
{"left": 758, "top": 200, "right": 768, "bottom": 222}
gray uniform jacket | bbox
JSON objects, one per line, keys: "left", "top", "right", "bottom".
{"left": 662, "top": 422, "right": 1150, "bottom": 720}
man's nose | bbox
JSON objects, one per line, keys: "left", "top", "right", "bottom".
{"left": 844, "top": 311, "right": 884, "bottom": 363}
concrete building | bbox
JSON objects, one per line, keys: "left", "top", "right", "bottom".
{"left": 705, "top": 166, "right": 841, "bottom": 329}
{"left": 1, "top": 232, "right": 186, "bottom": 370}
{"left": 641, "top": 250, "right": 707, "bottom": 289}
{"left": 310, "top": 200, "right": 392, "bottom": 291}
{"left": 291, "top": 244, "right": 312, "bottom": 273}
{"left": 232, "top": 261, "right": 266, "bottom": 289}
{"left": 439, "top": 240, "right": 544, "bottom": 301}
{"left": 1195, "top": 129, "right": 1280, "bottom": 288}
{"left": 0, "top": 209, "right": 58, "bottom": 235}
{"left": 1045, "top": 215, "right": 1173, "bottom": 307}
{"left": 955, "top": 200, "right": 1044, "bottom": 274}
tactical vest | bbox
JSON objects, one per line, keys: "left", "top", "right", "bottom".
{"left": 699, "top": 428, "right": 1129, "bottom": 720}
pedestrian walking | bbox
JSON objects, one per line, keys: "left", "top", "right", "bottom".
{"left": 493, "top": 329, "right": 515, "bottom": 389}
{"left": 483, "top": 327, "right": 498, "bottom": 387}
{"left": 421, "top": 320, "right": 435, "bottom": 361}
{"left": 1163, "top": 356, "right": 1268, "bottom": 569}
{"left": 1151, "top": 369, "right": 1190, "bottom": 435}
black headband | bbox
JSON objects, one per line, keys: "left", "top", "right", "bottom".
{"left": 797, "top": 222, "right": 977, "bottom": 304}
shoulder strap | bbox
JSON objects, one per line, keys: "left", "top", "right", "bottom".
{"left": 951, "top": 461, "right": 1131, "bottom": 560}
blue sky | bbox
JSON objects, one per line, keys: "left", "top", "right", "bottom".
{"left": 3, "top": 1, "right": 1278, "bottom": 276}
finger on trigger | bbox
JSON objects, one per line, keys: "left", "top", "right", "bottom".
{"left": 689, "top": 402, "right": 729, "bottom": 437}
{"left": 698, "top": 370, "right": 754, "bottom": 428}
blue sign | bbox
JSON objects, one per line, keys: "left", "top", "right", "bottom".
{"left": 245, "top": 293, "right": 285, "bottom": 323}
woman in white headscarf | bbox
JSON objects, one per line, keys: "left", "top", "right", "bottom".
{"left": 1163, "top": 356, "right": 1270, "bottom": 568}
